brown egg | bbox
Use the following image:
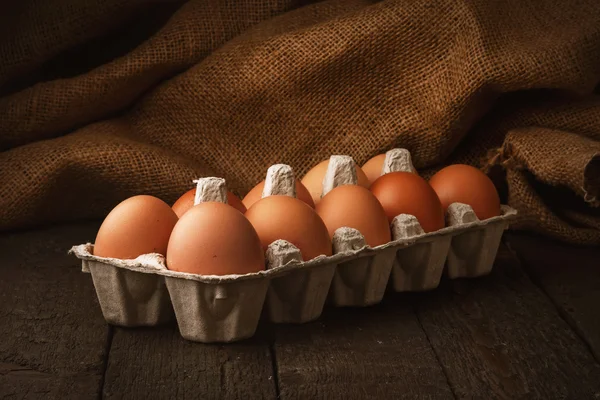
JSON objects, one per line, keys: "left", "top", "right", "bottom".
{"left": 429, "top": 164, "right": 501, "bottom": 220}
{"left": 166, "top": 202, "right": 265, "bottom": 275}
{"left": 361, "top": 154, "right": 387, "bottom": 186}
{"left": 242, "top": 179, "right": 315, "bottom": 210}
{"left": 301, "top": 159, "right": 370, "bottom": 205}
{"left": 370, "top": 172, "right": 444, "bottom": 233}
{"left": 172, "top": 188, "right": 246, "bottom": 218}
{"left": 316, "top": 185, "right": 391, "bottom": 247}
{"left": 245, "top": 195, "right": 332, "bottom": 261}
{"left": 94, "top": 195, "right": 179, "bottom": 259}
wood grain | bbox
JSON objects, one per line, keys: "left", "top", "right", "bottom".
{"left": 0, "top": 223, "right": 108, "bottom": 399}
{"left": 415, "top": 245, "right": 600, "bottom": 399}
{"left": 103, "top": 324, "right": 277, "bottom": 399}
{"left": 3, "top": 222, "right": 599, "bottom": 399}
{"left": 506, "top": 233, "right": 600, "bottom": 361}
{"left": 273, "top": 296, "right": 454, "bottom": 400}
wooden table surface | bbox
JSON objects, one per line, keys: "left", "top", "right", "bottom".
{"left": 1, "top": 222, "right": 598, "bottom": 399}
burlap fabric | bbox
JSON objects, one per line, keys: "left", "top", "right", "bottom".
{"left": 1, "top": 0, "right": 599, "bottom": 245}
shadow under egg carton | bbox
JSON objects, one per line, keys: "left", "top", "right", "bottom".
{"left": 69, "top": 203, "right": 516, "bottom": 343}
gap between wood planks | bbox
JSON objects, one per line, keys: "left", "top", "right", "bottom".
{"left": 271, "top": 242, "right": 600, "bottom": 399}
{"left": 413, "top": 305, "right": 458, "bottom": 399}
{"left": 3, "top": 222, "right": 599, "bottom": 399}
{"left": 0, "top": 223, "right": 108, "bottom": 399}
{"left": 505, "top": 233, "right": 600, "bottom": 363}
{"left": 100, "top": 321, "right": 277, "bottom": 398}
{"left": 97, "top": 326, "right": 114, "bottom": 400}
{"left": 269, "top": 341, "right": 282, "bottom": 399}
{"left": 95, "top": 231, "right": 600, "bottom": 399}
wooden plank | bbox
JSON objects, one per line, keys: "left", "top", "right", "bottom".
{"left": 273, "top": 297, "right": 455, "bottom": 399}
{"left": 103, "top": 324, "right": 277, "bottom": 399}
{"left": 506, "top": 233, "right": 600, "bottom": 361}
{"left": 415, "top": 244, "right": 600, "bottom": 399}
{"left": 0, "top": 223, "right": 109, "bottom": 399}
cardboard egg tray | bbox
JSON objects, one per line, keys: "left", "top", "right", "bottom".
{"left": 70, "top": 150, "right": 517, "bottom": 343}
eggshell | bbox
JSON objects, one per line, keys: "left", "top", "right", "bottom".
{"left": 166, "top": 202, "right": 265, "bottom": 275}
{"left": 316, "top": 185, "right": 391, "bottom": 247}
{"left": 245, "top": 195, "right": 332, "bottom": 261}
{"left": 429, "top": 164, "right": 501, "bottom": 220}
{"left": 242, "top": 179, "right": 315, "bottom": 209}
{"left": 172, "top": 188, "right": 246, "bottom": 217}
{"left": 301, "top": 159, "right": 370, "bottom": 205}
{"left": 370, "top": 172, "right": 445, "bottom": 233}
{"left": 361, "top": 154, "right": 387, "bottom": 185}
{"left": 94, "top": 195, "right": 179, "bottom": 259}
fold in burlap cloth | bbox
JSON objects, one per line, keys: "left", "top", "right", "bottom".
{"left": 1, "top": 0, "right": 599, "bottom": 245}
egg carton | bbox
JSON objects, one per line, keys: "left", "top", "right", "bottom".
{"left": 70, "top": 150, "right": 516, "bottom": 343}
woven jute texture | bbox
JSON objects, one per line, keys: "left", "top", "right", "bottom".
{"left": 1, "top": 0, "right": 599, "bottom": 245}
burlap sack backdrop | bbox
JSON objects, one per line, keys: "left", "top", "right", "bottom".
{"left": 1, "top": 0, "right": 599, "bottom": 245}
